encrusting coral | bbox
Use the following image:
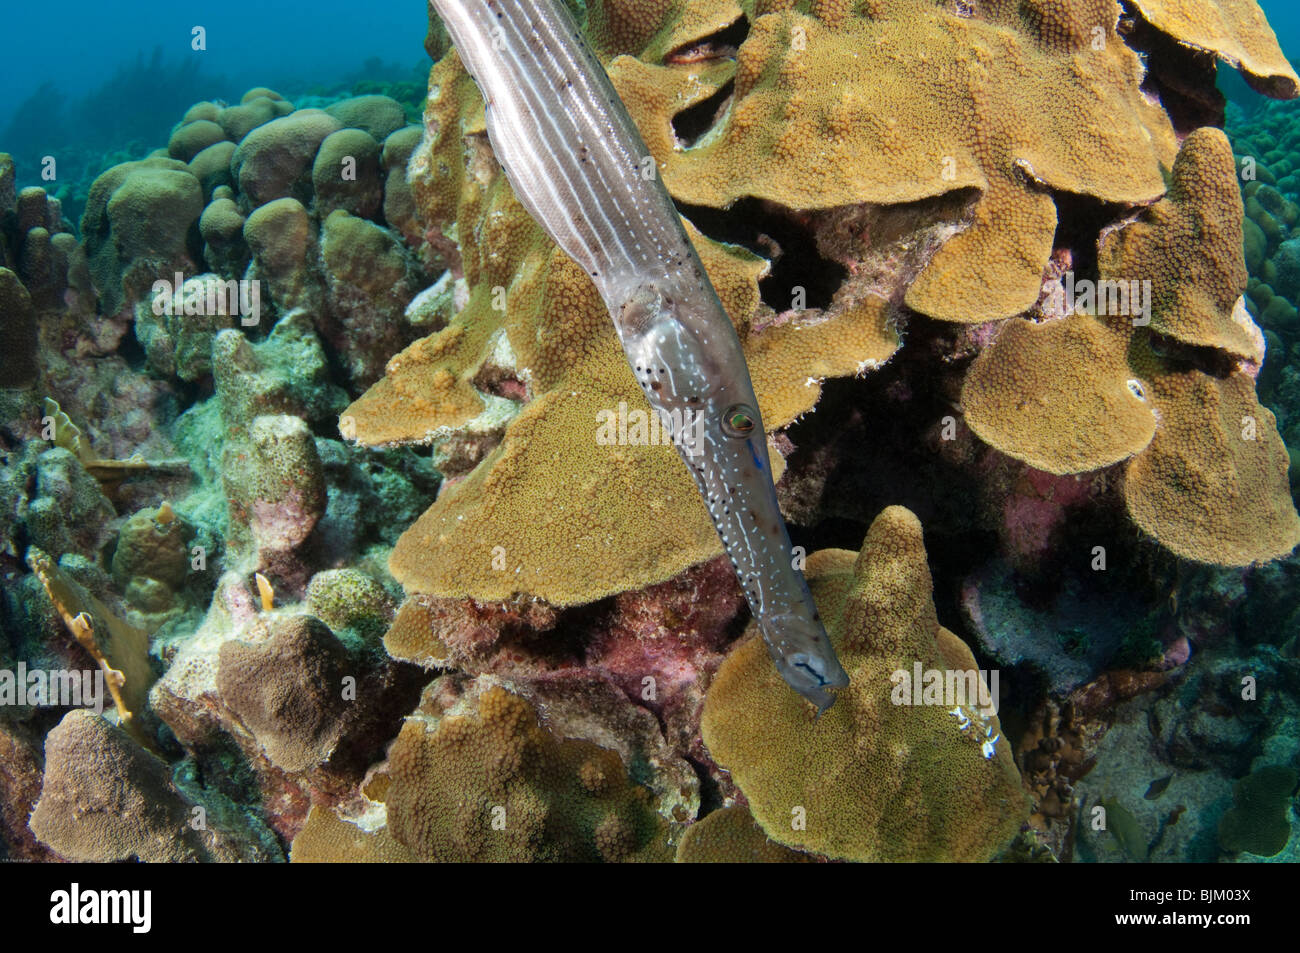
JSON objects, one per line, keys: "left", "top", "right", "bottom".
{"left": 289, "top": 804, "right": 416, "bottom": 863}
{"left": 675, "top": 803, "right": 814, "bottom": 862}
{"left": 701, "top": 506, "right": 1027, "bottom": 862}
{"left": 384, "top": 682, "right": 674, "bottom": 862}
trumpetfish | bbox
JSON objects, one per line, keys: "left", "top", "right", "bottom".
{"left": 431, "top": 0, "right": 850, "bottom": 711}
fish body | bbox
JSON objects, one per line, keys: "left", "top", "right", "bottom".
{"left": 431, "top": 0, "right": 849, "bottom": 710}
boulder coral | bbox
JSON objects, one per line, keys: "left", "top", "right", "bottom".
{"left": 675, "top": 804, "right": 815, "bottom": 862}
{"left": 81, "top": 86, "right": 430, "bottom": 394}
{"left": 82, "top": 158, "right": 204, "bottom": 316}
{"left": 28, "top": 710, "right": 268, "bottom": 862}
{"left": 384, "top": 681, "right": 674, "bottom": 861}
{"left": 216, "top": 615, "right": 352, "bottom": 773}
{"left": 701, "top": 506, "right": 1027, "bottom": 861}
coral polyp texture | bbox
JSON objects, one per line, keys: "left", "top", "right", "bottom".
{"left": 2, "top": 0, "right": 1300, "bottom": 867}
{"left": 965, "top": 129, "right": 1299, "bottom": 564}
{"left": 384, "top": 682, "right": 674, "bottom": 862}
{"left": 703, "top": 507, "right": 1027, "bottom": 862}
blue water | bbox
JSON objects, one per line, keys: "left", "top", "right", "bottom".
{"left": 1260, "top": 0, "right": 1299, "bottom": 60}
{"left": 0, "top": 0, "right": 429, "bottom": 150}
{"left": 1, "top": 0, "right": 1297, "bottom": 184}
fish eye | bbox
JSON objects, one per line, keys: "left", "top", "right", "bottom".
{"left": 721, "top": 403, "right": 757, "bottom": 438}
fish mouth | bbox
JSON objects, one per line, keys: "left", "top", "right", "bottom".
{"left": 761, "top": 613, "right": 851, "bottom": 713}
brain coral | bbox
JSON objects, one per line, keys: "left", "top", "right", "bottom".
{"left": 963, "top": 129, "right": 1300, "bottom": 564}
{"left": 701, "top": 506, "right": 1027, "bottom": 862}
{"left": 385, "top": 683, "right": 673, "bottom": 861}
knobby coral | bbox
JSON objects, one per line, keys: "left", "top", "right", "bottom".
{"left": 702, "top": 506, "right": 1027, "bottom": 861}
{"left": 385, "top": 682, "right": 674, "bottom": 861}
{"left": 964, "top": 129, "right": 1300, "bottom": 564}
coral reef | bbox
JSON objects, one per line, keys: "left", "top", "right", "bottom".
{"left": 1, "top": 0, "right": 1299, "bottom": 867}
{"left": 702, "top": 506, "right": 1026, "bottom": 861}
{"left": 385, "top": 682, "right": 674, "bottom": 861}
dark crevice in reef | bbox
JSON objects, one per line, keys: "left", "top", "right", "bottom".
{"left": 1139, "top": 328, "right": 1242, "bottom": 379}
{"left": 1047, "top": 188, "right": 1137, "bottom": 282}
{"left": 672, "top": 77, "right": 734, "bottom": 147}
{"left": 114, "top": 319, "right": 148, "bottom": 370}
{"left": 1119, "top": 2, "right": 1226, "bottom": 134}
{"left": 779, "top": 322, "right": 996, "bottom": 631}
{"left": 678, "top": 198, "right": 848, "bottom": 312}
{"left": 664, "top": 15, "right": 749, "bottom": 66}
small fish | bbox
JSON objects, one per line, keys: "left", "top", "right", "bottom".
{"left": 1143, "top": 775, "right": 1173, "bottom": 800}
{"left": 430, "top": 0, "right": 849, "bottom": 709}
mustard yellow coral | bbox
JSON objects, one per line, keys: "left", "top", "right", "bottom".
{"left": 1097, "top": 127, "right": 1258, "bottom": 359}
{"left": 962, "top": 312, "right": 1157, "bottom": 474}
{"left": 962, "top": 128, "right": 1299, "bottom": 564}
{"left": 385, "top": 684, "right": 673, "bottom": 861}
{"left": 701, "top": 507, "right": 1027, "bottom": 862}
{"left": 347, "top": 30, "right": 897, "bottom": 605}
{"left": 290, "top": 805, "right": 416, "bottom": 863}
{"left": 1129, "top": 0, "right": 1299, "bottom": 97}
{"left": 1124, "top": 363, "right": 1300, "bottom": 564}
{"left": 611, "top": 0, "right": 1177, "bottom": 322}
{"left": 676, "top": 804, "right": 815, "bottom": 862}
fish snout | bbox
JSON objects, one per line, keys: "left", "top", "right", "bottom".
{"left": 762, "top": 612, "right": 851, "bottom": 713}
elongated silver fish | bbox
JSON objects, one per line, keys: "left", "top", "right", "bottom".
{"left": 431, "top": 0, "right": 849, "bottom": 710}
